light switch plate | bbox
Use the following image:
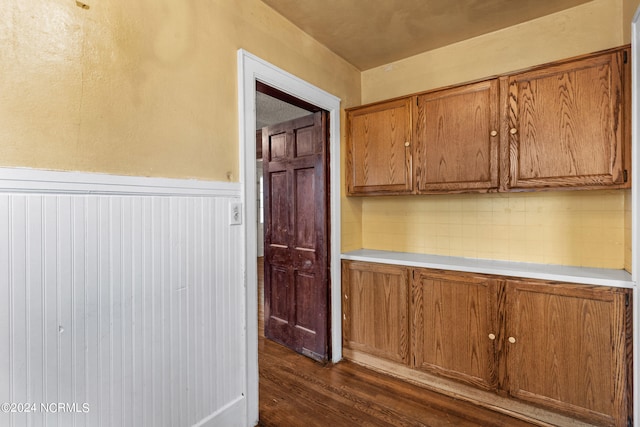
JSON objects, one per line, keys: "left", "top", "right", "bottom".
{"left": 229, "top": 201, "right": 242, "bottom": 225}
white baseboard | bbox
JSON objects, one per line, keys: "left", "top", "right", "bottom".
{"left": 192, "top": 396, "right": 246, "bottom": 427}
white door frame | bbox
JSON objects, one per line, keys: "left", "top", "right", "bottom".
{"left": 237, "top": 49, "right": 342, "bottom": 426}
{"left": 632, "top": 7, "right": 640, "bottom": 427}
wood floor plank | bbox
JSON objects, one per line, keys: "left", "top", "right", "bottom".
{"left": 261, "top": 364, "right": 396, "bottom": 426}
{"left": 258, "top": 338, "right": 537, "bottom": 427}
{"left": 264, "top": 352, "right": 465, "bottom": 426}
{"left": 331, "top": 360, "right": 531, "bottom": 427}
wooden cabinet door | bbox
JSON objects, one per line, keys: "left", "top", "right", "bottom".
{"left": 342, "top": 261, "right": 410, "bottom": 364}
{"left": 505, "top": 280, "right": 632, "bottom": 427}
{"left": 505, "top": 49, "right": 629, "bottom": 190}
{"left": 414, "top": 80, "right": 499, "bottom": 193}
{"left": 346, "top": 98, "right": 413, "bottom": 195}
{"left": 412, "top": 269, "right": 499, "bottom": 391}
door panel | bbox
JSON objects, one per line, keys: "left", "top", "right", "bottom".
{"left": 294, "top": 168, "right": 315, "bottom": 249}
{"left": 295, "top": 127, "right": 315, "bottom": 156}
{"left": 268, "top": 133, "right": 287, "bottom": 161}
{"left": 269, "top": 266, "right": 290, "bottom": 321}
{"left": 294, "top": 272, "right": 315, "bottom": 330}
{"left": 269, "top": 172, "right": 289, "bottom": 245}
{"left": 263, "top": 111, "right": 329, "bottom": 361}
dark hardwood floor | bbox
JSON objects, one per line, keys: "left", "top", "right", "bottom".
{"left": 258, "top": 337, "right": 536, "bottom": 427}
{"left": 257, "top": 257, "right": 537, "bottom": 427}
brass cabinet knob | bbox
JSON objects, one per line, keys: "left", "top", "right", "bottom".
{"left": 488, "top": 333, "right": 496, "bottom": 340}
{"left": 404, "top": 141, "right": 410, "bottom": 147}
{"left": 508, "top": 336, "right": 516, "bottom": 344}
{"left": 490, "top": 130, "right": 498, "bottom": 137}
{"left": 509, "top": 128, "right": 518, "bottom": 135}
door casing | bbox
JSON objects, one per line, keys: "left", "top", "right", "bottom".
{"left": 631, "top": 7, "right": 640, "bottom": 427}
{"left": 237, "top": 49, "right": 342, "bottom": 426}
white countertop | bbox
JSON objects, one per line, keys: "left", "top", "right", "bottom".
{"left": 341, "top": 249, "right": 635, "bottom": 288}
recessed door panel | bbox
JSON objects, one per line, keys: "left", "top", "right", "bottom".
{"left": 269, "top": 171, "right": 289, "bottom": 246}
{"left": 294, "top": 168, "right": 315, "bottom": 250}
{"left": 268, "top": 132, "right": 287, "bottom": 161}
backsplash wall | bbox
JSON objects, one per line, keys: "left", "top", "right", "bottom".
{"left": 361, "top": 190, "right": 626, "bottom": 269}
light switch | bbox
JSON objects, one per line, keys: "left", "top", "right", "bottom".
{"left": 230, "top": 201, "right": 242, "bottom": 225}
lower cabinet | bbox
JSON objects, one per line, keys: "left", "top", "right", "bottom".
{"left": 342, "top": 261, "right": 410, "bottom": 364}
{"left": 412, "top": 269, "right": 499, "bottom": 391}
{"left": 342, "top": 261, "right": 633, "bottom": 427}
{"left": 504, "top": 279, "right": 632, "bottom": 427}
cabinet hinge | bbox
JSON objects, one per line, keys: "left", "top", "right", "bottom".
{"left": 625, "top": 293, "right": 630, "bottom": 307}
{"left": 627, "top": 416, "right": 632, "bottom": 427}
{"left": 623, "top": 170, "right": 628, "bottom": 183}
{"left": 623, "top": 50, "right": 628, "bottom": 64}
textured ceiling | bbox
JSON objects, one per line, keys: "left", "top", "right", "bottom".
{"left": 256, "top": 92, "right": 312, "bottom": 129}
{"left": 261, "top": 0, "right": 593, "bottom": 70}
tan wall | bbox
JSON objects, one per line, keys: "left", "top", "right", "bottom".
{"left": 624, "top": 0, "right": 640, "bottom": 42}
{"left": 3, "top": 0, "right": 633, "bottom": 261}
{"left": 361, "top": 0, "right": 623, "bottom": 103}
{"left": 0, "top": 0, "right": 363, "bottom": 252}
{"left": 356, "top": 0, "right": 628, "bottom": 268}
{"left": 1, "top": 0, "right": 360, "bottom": 182}
{"left": 362, "top": 191, "right": 626, "bottom": 269}
{"left": 625, "top": 190, "right": 632, "bottom": 272}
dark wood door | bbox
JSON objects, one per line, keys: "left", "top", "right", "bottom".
{"left": 262, "top": 111, "right": 329, "bottom": 361}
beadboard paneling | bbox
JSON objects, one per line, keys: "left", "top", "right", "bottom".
{"left": 0, "top": 170, "right": 244, "bottom": 427}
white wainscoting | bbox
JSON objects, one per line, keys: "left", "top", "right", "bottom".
{"left": 0, "top": 168, "right": 245, "bottom": 427}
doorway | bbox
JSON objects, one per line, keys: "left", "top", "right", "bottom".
{"left": 255, "top": 84, "right": 330, "bottom": 361}
{"left": 238, "top": 49, "right": 342, "bottom": 425}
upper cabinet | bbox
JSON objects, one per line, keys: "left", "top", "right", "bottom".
{"left": 346, "top": 46, "right": 631, "bottom": 196}
{"left": 346, "top": 98, "right": 413, "bottom": 195}
{"left": 504, "top": 49, "right": 630, "bottom": 191}
{"left": 414, "top": 79, "right": 500, "bottom": 193}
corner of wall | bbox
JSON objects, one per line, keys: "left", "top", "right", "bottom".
{"left": 624, "top": 0, "right": 640, "bottom": 43}
{"left": 625, "top": 189, "right": 633, "bottom": 273}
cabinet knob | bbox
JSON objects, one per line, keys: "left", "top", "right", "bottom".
{"left": 509, "top": 128, "right": 518, "bottom": 135}
{"left": 490, "top": 130, "right": 498, "bottom": 137}
{"left": 508, "top": 336, "right": 516, "bottom": 344}
{"left": 404, "top": 141, "right": 410, "bottom": 147}
{"left": 488, "top": 333, "right": 496, "bottom": 340}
